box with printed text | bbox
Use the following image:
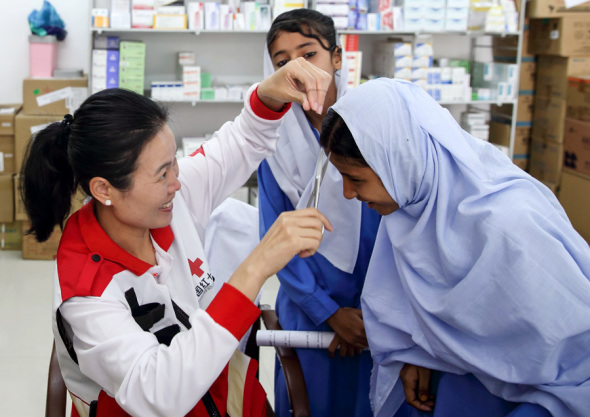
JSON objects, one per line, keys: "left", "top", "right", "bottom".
{"left": 0, "top": 135, "right": 16, "bottom": 174}
{"left": 22, "top": 76, "right": 88, "bottom": 116}
{"left": 14, "top": 113, "right": 63, "bottom": 173}
{"left": 0, "top": 173, "right": 14, "bottom": 223}
{"left": 0, "top": 104, "right": 22, "bottom": 135}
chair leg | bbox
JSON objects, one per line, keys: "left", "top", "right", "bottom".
{"left": 260, "top": 308, "right": 311, "bottom": 417}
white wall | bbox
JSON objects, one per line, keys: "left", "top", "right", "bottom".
{"left": 0, "top": 0, "right": 90, "bottom": 104}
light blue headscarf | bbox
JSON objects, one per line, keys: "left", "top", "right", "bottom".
{"left": 331, "top": 78, "right": 590, "bottom": 417}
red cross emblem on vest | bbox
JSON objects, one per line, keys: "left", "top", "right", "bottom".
{"left": 188, "top": 258, "right": 204, "bottom": 277}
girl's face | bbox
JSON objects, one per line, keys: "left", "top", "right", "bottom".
{"left": 109, "top": 124, "right": 181, "bottom": 233}
{"left": 269, "top": 29, "right": 342, "bottom": 80}
{"left": 330, "top": 154, "right": 400, "bottom": 216}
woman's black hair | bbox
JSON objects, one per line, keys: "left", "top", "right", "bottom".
{"left": 20, "top": 88, "right": 169, "bottom": 242}
{"left": 267, "top": 8, "right": 339, "bottom": 54}
{"left": 320, "top": 108, "right": 369, "bottom": 167}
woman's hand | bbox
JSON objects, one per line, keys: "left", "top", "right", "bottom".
{"left": 257, "top": 57, "right": 332, "bottom": 115}
{"left": 326, "top": 307, "right": 368, "bottom": 357}
{"left": 400, "top": 363, "right": 435, "bottom": 412}
{"left": 229, "top": 208, "right": 333, "bottom": 301}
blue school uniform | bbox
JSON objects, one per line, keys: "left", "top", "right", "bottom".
{"left": 258, "top": 159, "right": 381, "bottom": 416}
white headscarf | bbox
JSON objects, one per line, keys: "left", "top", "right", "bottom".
{"left": 203, "top": 198, "right": 261, "bottom": 351}
{"left": 263, "top": 41, "right": 364, "bottom": 273}
{"left": 331, "top": 78, "right": 590, "bottom": 417}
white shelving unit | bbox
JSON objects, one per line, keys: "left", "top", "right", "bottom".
{"left": 89, "top": 28, "right": 267, "bottom": 139}
{"left": 88, "top": 4, "right": 527, "bottom": 156}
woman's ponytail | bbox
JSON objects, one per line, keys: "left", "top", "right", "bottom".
{"left": 20, "top": 114, "right": 77, "bottom": 242}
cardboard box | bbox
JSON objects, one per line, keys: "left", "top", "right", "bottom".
{"left": 489, "top": 119, "right": 532, "bottom": 156}
{"left": 518, "top": 61, "right": 537, "bottom": 93}
{"left": 0, "top": 135, "right": 16, "bottom": 174}
{"left": 535, "top": 55, "right": 590, "bottom": 100}
{"left": 558, "top": 168, "right": 590, "bottom": 243}
{"left": 22, "top": 76, "right": 88, "bottom": 116}
{"left": 13, "top": 174, "right": 27, "bottom": 221}
{"left": 14, "top": 113, "right": 62, "bottom": 173}
{"left": 529, "top": 137, "right": 564, "bottom": 184}
{"left": 13, "top": 173, "right": 87, "bottom": 222}
{"left": 0, "top": 173, "right": 14, "bottom": 222}
{"left": 21, "top": 221, "right": 61, "bottom": 260}
{"left": 532, "top": 96, "right": 567, "bottom": 143}
{"left": 0, "top": 221, "right": 23, "bottom": 250}
{"left": 563, "top": 118, "right": 590, "bottom": 176}
{"left": 513, "top": 156, "right": 529, "bottom": 171}
{"left": 528, "top": 0, "right": 590, "bottom": 18}
{"left": 566, "top": 76, "right": 590, "bottom": 121}
{"left": 0, "top": 104, "right": 22, "bottom": 135}
{"left": 529, "top": 16, "right": 590, "bottom": 56}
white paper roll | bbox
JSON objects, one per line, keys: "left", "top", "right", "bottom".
{"left": 256, "top": 330, "right": 336, "bottom": 349}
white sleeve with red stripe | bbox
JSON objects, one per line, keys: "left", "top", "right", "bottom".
{"left": 59, "top": 284, "right": 259, "bottom": 416}
{"left": 177, "top": 84, "right": 290, "bottom": 240}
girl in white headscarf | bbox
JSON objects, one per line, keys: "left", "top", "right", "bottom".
{"left": 320, "top": 78, "right": 590, "bottom": 417}
{"left": 257, "top": 9, "right": 382, "bottom": 416}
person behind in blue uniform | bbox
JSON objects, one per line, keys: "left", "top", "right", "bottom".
{"left": 319, "top": 78, "right": 590, "bottom": 417}
{"left": 257, "top": 9, "right": 381, "bottom": 416}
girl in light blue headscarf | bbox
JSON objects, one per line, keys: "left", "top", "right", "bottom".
{"left": 319, "top": 78, "right": 590, "bottom": 417}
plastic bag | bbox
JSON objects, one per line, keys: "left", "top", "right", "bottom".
{"left": 28, "top": 0, "right": 67, "bottom": 41}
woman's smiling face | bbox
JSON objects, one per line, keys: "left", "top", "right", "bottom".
{"left": 107, "top": 124, "right": 181, "bottom": 234}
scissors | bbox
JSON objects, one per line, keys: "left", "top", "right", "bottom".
{"left": 307, "top": 150, "right": 331, "bottom": 234}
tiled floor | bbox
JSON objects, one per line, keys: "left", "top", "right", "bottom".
{"left": 0, "top": 249, "right": 279, "bottom": 415}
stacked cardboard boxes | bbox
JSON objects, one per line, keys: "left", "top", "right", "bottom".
{"left": 528, "top": 10, "right": 590, "bottom": 188}
{"left": 0, "top": 104, "right": 20, "bottom": 176}
{"left": 559, "top": 169, "right": 590, "bottom": 244}
{"left": 0, "top": 104, "right": 22, "bottom": 250}
{"left": 489, "top": 20, "right": 535, "bottom": 170}
{"left": 557, "top": 77, "right": 590, "bottom": 243}
{"left": 12, "top": 76, "right": 88, "bottom": 259}
{"left": 527, "top": 0, "right": 590, "bottom": 243}
{"left": 527, "top": 0, "right": 590, "bottom": 17}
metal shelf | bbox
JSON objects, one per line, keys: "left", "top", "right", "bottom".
{"left": 439, "top": 99, "right": 517, "bottom": 106}
{"left": 92, "top": 27, "right": 519, "bottom": 37}
{"left": 153, "top": 98, "right": 516, "bottom": 106}
{"left": 89, "top": 4, "right": 528, "bottom": 149}
{"left": 155, "top": 99, "right": 244, "bottom": 105}
{"left": 91, "top": 28, "right": 267, "bottom": 35}
{"left": 339, "top": 30, "right": 520, "bottom": 37}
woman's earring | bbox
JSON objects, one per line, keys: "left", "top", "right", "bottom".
{"left": 105, "top": 199, "right": 112, "bottom": 206}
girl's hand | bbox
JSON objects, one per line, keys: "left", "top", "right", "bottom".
{"left": 257, "top": 57, "right": 332, "bottom": 115}
{"left": 400, "top": 363, "right": 435, "bottom": 412}
{"left": 326, "top": 308, "right": 368, "bottom": 357}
